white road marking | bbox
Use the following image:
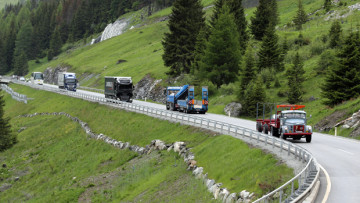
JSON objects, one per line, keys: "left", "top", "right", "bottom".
{"left": 337, "top": 148, "right": 354, "bottom": 155}
{"left": 320, "top": 164, "right": 331, "bottom": 203}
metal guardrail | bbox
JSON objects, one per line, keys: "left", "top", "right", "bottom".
{"left": 0, "top": 84, "right": 28, "bottom": 104}
{"left": 12, "top": 80, "right": 319, "bottom": 202}
{"left": 77, "top": 86, "right": 104, "bottom": 94}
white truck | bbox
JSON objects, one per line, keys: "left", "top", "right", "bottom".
{"left": 58, "top": 72, "right": 77, "bottom": 91}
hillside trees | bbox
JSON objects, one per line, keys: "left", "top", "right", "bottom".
{"left": 322, "top": 31, "right": 360, "bottom": 106}
{"left": 162, "top": 0, "right": 205, "bottom": 76}
{"left": 242, "top": 76, "right": 266, "bottom": 116}
{"left": 293, "top": 0, "right": 307, "bottom": 30}
{"left": 250, "top": 0, "right": 279, "bottom": 40}
{"left": 0, "top": 92, "right": 17, "bottom": 152}
{"left": 199, "top": 6, "right": 241, "bottom": 88}
{"left": 324, "top": 0, "right": 332, "bottom": 12}
{"left": 257, "top": 25, "right": 282, "bottom": 71}
{"left": 286, "top": 52, "right": 305, "bottom": 104}
{"left": 48, "top": 27, "right": 62, "bottom": 60}
{"left": 239, "top": 45, "right": 256, "bottom": 96}
{"left": 329, "top": 20, "right": 342, "bottom": 48}
{"left": 211, "top": 0, "right": 248, "bottom": 54}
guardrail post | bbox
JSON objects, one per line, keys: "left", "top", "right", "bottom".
{"left": 257, "top": 132, "right": 260, "bottom": 143}
{"left": 288, "top": 143, "right": 291, "bottom": 156}
{"left": 272, "top": 137, "right": 275, "bottom": 148}
{"left": 280, "top": 140, "right": 283, "bottom": 152}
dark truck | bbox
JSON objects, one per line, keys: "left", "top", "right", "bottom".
{"left": 256, "top": 104, "right": 313, "bottom": 143}
{"left": 104, "top": 76, "right": 134, "bottom": 102}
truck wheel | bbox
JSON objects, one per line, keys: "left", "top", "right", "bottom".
{"left": 271, "top": 127, "right": 279, "bottom": 137}
{"left": 263, "top": 124, "right": 268, "bottom": 134}
{"left": 306, "top": 135, "right": 312, "bottom": 143}
{"left": 166, "top": 102, "right": 170, "bottom": 110}
{"left": 256, "top": 122, "right": 262, "bottom": 132}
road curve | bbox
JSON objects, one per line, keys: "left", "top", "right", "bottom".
{"left": 44, "top": 83, "right": 360, "bottom": 202}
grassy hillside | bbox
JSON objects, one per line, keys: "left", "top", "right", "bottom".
{"left": 0, "top": 84, "right": 294, "bottom": 200}
{"left": 26, "top": 0, "right": 360, "bottom": 137}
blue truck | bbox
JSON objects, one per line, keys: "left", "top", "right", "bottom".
{"left": 166, "top": 85, "right": 208, "bottom": 114}
{"left": 58, "top": 72, "right": 77, "bottom": 91}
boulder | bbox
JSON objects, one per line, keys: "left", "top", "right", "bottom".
{"left": 219, "top": 188, "right": 230, "bottom": 202}
{"left": 173, "top": 142, "right": 185, "bottom": 153}
{"left": 240, "top": 190, "right": 250, "bottom": 199}
{"left": 213, "top": 183, "right": 223, "bottom": 199}
{"left": 206, "top": 179, "right": 215, "bottom": 190}
{"left": 154, "top": 140, "right": 167, "bottom": 150}
{"left": 224, "top": 102, "right": 242, "bottom": 117}
{"left": 226, "top": 193, "right": 238, "bottom": 203}
{"left": 187, "top": 160, "right": 197, "bottom": 170}
{"left": 167, "top": 145, "right": 174, "bottom": 152}
{"left": 193, "top": 167, "right": 203, "bottom": 179}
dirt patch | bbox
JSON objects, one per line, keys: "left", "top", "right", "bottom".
{"left": 314, "top": 110, "right": 348, "bottom": 132}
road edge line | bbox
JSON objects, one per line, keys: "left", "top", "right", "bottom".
{"left": 320, "top": 164, "right": 331, "bottom": 203}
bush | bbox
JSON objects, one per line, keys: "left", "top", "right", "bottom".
{"left": 294, "top": 34, "right": 310, "bottom": 46}
{"left": 315, "top": 49, "right": 336, "bottom": 75}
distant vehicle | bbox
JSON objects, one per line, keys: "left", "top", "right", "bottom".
{"left": 104, "top": 76, "right": 134, "bottom": 102}
{"left": 19, "top": 77, "right": 25, "bottom": 81}
{"left": 58, "top": 72, "right": 77, "bottom": 91}
{"left": 256, "top": 104, "right": 313, "bottom": 143}
{"left": 31, "top": 72, "right": 44, "bottom": 85}
{"left": 166, "top": 85, "right": 208, "bottom": 114}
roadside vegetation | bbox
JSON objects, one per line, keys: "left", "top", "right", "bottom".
{"left": 0, "top": 83, "right": 294, "bottom": 201}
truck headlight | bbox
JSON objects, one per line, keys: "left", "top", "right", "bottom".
{"left": 307, "top": 126, "right": 312, "bottom": 132}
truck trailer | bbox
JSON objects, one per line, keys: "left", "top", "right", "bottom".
{"left": 58, "top": 72, "right": 77, "bottom": 91}
{"left": 166, "top": 85, "right": 208, "bottom": 114}
{"left": 104, "top": 76, "right": 133, "bottom": 102}
{"left": 256, "top": 104, "right": 313, "bottom": 143}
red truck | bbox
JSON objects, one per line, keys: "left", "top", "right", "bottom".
{"left": 256, "top": 104, "right": 313, "bottom": 143}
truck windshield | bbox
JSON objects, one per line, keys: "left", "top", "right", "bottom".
{"left": 34, "top": 73, "right": 43, "bottom": 80}
{"left": 119, "top": 84, "right": 132, "bottom": 90}
{"left": 283, "top": 113, "right": 306, "bottom": 119}
{"left": 66, "top": 79, "right": 76, "bottom": 83}
{"left": 168, "top": 90, "right": 179, "bottom": 95}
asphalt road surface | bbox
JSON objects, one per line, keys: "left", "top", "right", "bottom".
{"left": 44, "top": 83, "right": 360, "bottom": 202}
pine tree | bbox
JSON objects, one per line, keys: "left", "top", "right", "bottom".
{"left": 0, "top": 92, "right": 17, "bottom": 152}
{"left": 286, "top": 52, "right": 305, "bottom": 104}
{"left": 250, "top": 0, "right": 279, "bottom": 40}
{"left": 4, "top": 18, "right": 17, "bottom": 72}
{"left": 321, "top": 32, "right": 360, "bottom": 106}
{"left": 0, "top": 39, "right": 7, "bottom": 75}
{"left": 324, "top": 0, "right": 332, "bottom": 12}
{"left": 192, "top": 25, "right": 210, "bottom": 74}
{"left": 162, "top": 0, "right": 205, "bottom": 76}
{"left": 293, "top": 0, "right": 307, "bottom": 30}
{"left": 14, "top": 20, "right": 33, "bottom": 59}
{"left": 228, "top": 0, "right": 248, "bottom": 54}
{"left": 239, "top": 45, "right": 256, "bottom": 97}
{"left": 48, "top": 26, "right": 62, "bottom": 60}
{"left": 329, "top": 20, "right": 342, "bottom": 48}
{"left": 243, "top": 76, "right": 266, "bottom": 116}
{"left": 257, "top": 25, "right": 282, "bottom": 71}
{"left": 199, "top": 6, "right": 241, "bottom": 88}
{"left": 13, "top": 50, "right": 29, "bottom": 76}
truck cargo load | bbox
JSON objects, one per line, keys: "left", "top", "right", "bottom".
{"left": 166, "top": 85, "right": 208, "bottom": 114}
{"left": 58, "top": 72, "right": 77, "bottom": 91}
{"left": 104, "top": 76, "right": 133, "bottom": 102}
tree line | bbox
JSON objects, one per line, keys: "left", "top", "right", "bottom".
{"left": 162, "top": 0, "right": 360, "bottom": 115}
{"left": 0, "top": 0, "right": 175, "bottom": 76}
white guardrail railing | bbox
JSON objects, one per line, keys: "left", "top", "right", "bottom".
{"left": 0, "top": 83, "right": 28, "bottom": 103}
{"left": 10, "top": 80, "right": 320, "bottom": 202}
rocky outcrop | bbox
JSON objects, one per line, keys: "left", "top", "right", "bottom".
{"left": 91, "top": 18, "right": 131, "bottom": 44}
{"left": 43, "top": 65, "right": 70, "bottom": 85}
{"left": 315, "top": 109, "right": 360, "bottom": 138}
{"left": 224, "top": 102, "right": 242, "bottom": 117}
{"left": 133, "top": 74, "right": 166, "bottom": 104}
